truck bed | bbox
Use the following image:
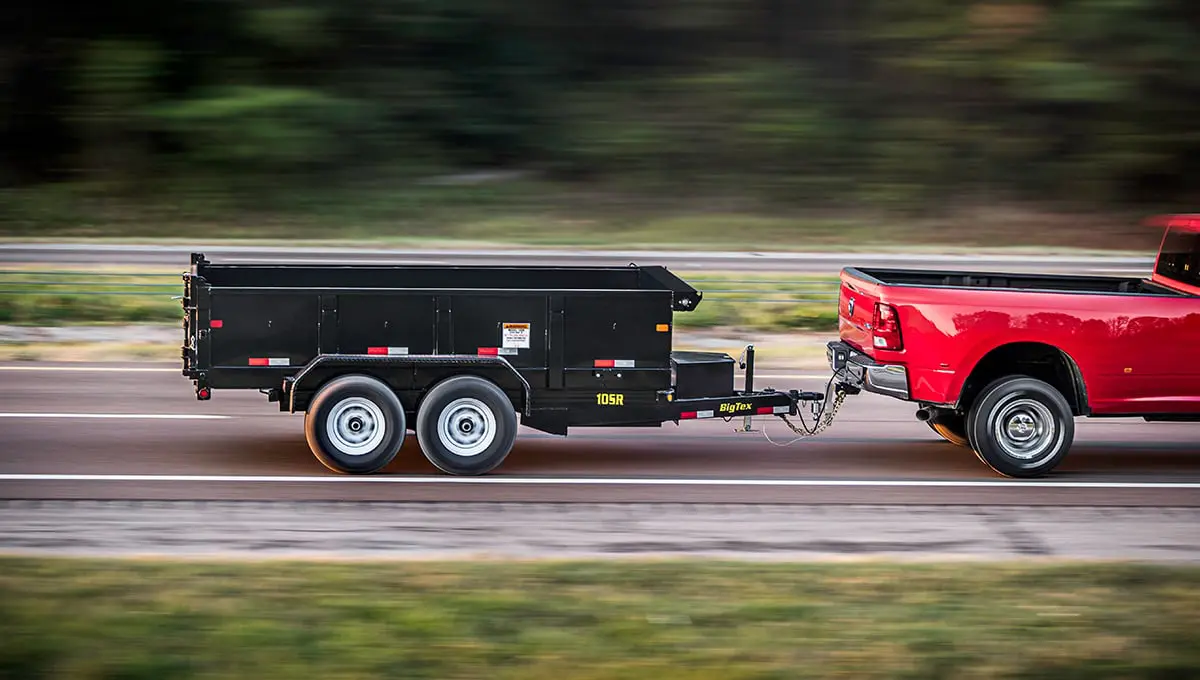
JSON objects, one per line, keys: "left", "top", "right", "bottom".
{"left": 847, "top": 267, "right": 1185, "bottom": 296}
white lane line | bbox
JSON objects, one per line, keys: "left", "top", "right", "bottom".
{"left": 0, "top": 366, "right": 178, "bottom": 372}
{"left": 0, "top": 474, "right": 1196, "bottom": 489}
{"left": 0, "top": 413, "right": 230, "bottom": 420}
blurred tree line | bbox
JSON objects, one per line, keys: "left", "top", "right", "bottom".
{"left": 3, "top": 0, "right": 1199, "bottom": 215}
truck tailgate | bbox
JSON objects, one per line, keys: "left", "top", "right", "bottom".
{"left": 838, "top": 269, "right": 884, "bottom": 356}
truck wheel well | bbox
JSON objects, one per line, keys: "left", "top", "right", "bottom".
{"left": 958, "top": 343, "right": 1088, "bottom": 416}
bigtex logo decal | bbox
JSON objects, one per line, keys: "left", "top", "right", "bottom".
{"left": 719, "top": 402, "right": 753, "bottom": 414}
{"left": 596, "top": 393, "right": 625, "bottom": 406}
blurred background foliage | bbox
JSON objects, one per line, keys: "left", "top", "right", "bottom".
{"left": 2, "top": 0, "right": 1198, "bottom": 241}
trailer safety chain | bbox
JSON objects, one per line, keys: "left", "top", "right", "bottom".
{"left": 761, "top": 379, "right": 849, "bottom": 446}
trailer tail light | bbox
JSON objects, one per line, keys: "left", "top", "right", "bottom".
{"left": 872, "top": 303, "right": 903, "bottom": 351}
{"left": 367, "top": 346, "right": 408, "bottom": 356}
{"left": 209, "top": 319, "right": 223, "bottom": 328}
{"left": 594, "top": 359, "right": 635, "bottom": 368}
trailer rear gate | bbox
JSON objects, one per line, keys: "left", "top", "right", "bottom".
{"left": 182, "top": 254, "right": 803, "bottom": 474}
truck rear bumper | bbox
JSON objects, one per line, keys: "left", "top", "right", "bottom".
{"left": 827, "top": 341, "right": 910, "bottom": 400}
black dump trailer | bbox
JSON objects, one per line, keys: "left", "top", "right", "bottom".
{"left": 182, "top": 253, "right": 827, "bottom": 474}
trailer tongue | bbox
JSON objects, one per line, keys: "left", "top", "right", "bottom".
{"left": 181, "top": 253, "right": 841, "bottom": 474}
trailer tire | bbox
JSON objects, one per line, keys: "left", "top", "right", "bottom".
{"left": 967, "top": 376, "right": 1074, "bottom": 478}
{"left": 305, "top": 375, "right": 406, "bottom": 474}
{"left": 926, "top": 415, "right": 969, "bottom": 447}
{"left": 416, "top": 375, "right": 518, "bottom": 475}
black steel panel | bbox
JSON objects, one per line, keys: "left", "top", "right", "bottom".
{"left": 548, "top": 295, "right": 565, "bottom": 389}
{"left": 208, "top": 292, "right": 319, "bottom": 368}
{"left": 672, "top": 351, "right": 736, "bottom": 399}
{"left": 436, "top": 295, "right": 452, "bottom": 354}
{"left": 563, "top": 292, "right": 673, "bottom": 368}
{"left": 319, "top": 295, "right": 338, "bottom": 354}
{"left": 195, "top": 264, "right": 645, "bottom": 290}
{"left": 337, "top": 293, "right": 436, "bottom": 355}
{"left": 449, "top": 294, "right": 549, "bottom": 370}
{"left": 563, "top": 368, "right": 671, "bottom": 391}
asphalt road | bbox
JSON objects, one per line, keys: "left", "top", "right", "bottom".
{"left": 1, "top": 364, "right": 1197, "bottom": 504}
{"left": 2, "top": 365, "right": 1197, "bottom": 560}
{"left": 0, "top": 243, "right": 1154, "bottom": 274}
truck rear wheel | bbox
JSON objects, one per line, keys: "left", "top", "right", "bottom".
{"left": 926, "top": 414, "right": 969, "bottom": 447}
{"left": 305, "top": 375, "right": 407, "bottom": 474}
{"left": 967, "top": 376, "right": 1074, "bottom": 478}
{"left": 416, "top": 375, "right": 518, "bottom": 475}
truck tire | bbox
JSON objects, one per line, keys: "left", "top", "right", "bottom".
{"left": 926, "top": 414, "right": 969, "bottom": 447}
{"left": 305, "top": 375, "right": 407, "bottom": 474}
{"left": 967, "top": 376, "right": 1074, "bottom": 478}
{"left": 416, "top": 375, "right": 518, "bottom": 475}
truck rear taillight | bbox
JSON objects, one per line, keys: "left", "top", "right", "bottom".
{"left": 872, "top": 303, "right": 903, "bottom": 351}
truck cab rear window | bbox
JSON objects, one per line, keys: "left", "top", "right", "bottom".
{"left": 1156, "top": 227, "right": 1200, "bottom": 288}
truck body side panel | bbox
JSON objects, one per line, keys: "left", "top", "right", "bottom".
{"left": 838, "top": 267, "right": 1200, "bottom": 416}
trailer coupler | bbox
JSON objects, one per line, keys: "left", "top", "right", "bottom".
{"left": 760, "top": 381, "right": 851, "bottom": 443}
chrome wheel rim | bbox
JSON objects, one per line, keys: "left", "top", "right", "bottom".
{"left": 436, "top": 397, "right": 496, "bottom": 457}
{"left": 326, "top": 397, "right": 386, "bottom": 456}
{"left": 991, "top": 396, "right": 1060, "bottom": 463}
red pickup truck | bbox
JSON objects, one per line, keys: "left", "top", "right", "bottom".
{"left": 827, "top": 214, "right": 1200, "bottom": 478}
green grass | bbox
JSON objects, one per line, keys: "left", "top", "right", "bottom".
{"left": 0, "top": 269, "right": 182, "bottom": 325}
{"left": 0, "top": 270, "right": 841, "bottom": 331}
{"left": 1, "top": 558, "right": 1198, "bottom": 679}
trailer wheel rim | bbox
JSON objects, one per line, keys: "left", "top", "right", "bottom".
{"left": 326, "top": 397, "right": 387, "bottom": 456}
{"left": 436, "top": 397, "right": 496, "bottom": 457}
{"left": 991, "top": 396, "right": 1058, "bottom": 462}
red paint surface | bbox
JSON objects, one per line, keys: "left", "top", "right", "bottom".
{"left": 838, "top": 224, "right": 1200, "bottom": 416}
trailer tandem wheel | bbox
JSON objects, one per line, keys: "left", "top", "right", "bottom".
{"left": 304, "top": 375, "right": 407, "bottom": 474}
{"left": 416, "top": 375, "right": 518, "bottom": 475}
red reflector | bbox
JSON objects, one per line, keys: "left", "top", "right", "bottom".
{"left": 757, "top": 406, "right": 774, "bottom": 415}
{"left": 594, "top": 359, "right": 616, "bottom": 368}
{"left": 679, "top": 411, "right": 697, "bottom": 420}
{"left": 248, "top": 358, "right": 269, "bottom": 366}
{"left": 209, "top": 319, "right": 223, "bottom": 328}
{"left": 367, "top": 347, "right": 388, "bottom": 355}
{"left": 478, "top": 347, "right": 499, "bottom": 356}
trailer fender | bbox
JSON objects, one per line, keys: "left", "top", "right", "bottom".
{"left": 285, "top": 354, "right": 532, "bottom": 416}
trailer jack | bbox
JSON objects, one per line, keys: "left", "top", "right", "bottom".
{"left": 734, "top": 342, "right": 847, "bottom": 440}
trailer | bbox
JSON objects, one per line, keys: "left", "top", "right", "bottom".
{"left": 181, "top": 253, "right": 835, "bottom": 474}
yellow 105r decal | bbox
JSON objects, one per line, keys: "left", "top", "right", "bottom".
{"left": 596, "top": 393, "right": 625, "bottom": 406}
{"left": 719, "top": 402, "right": 753, "bottom": 414}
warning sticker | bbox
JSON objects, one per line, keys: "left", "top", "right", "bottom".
{"left": 502, "top": 322, "right": 530, "bottom": 349}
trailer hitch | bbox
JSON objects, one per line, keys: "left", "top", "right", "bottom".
{"left": 759, "top": 381, "right": 851, "bottom": 444}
